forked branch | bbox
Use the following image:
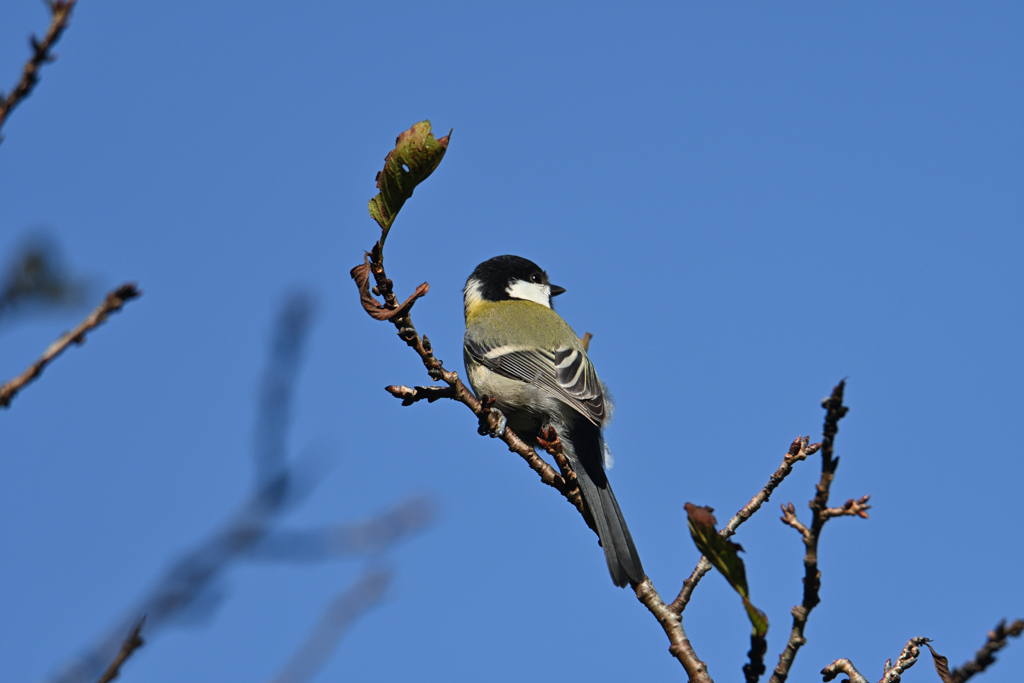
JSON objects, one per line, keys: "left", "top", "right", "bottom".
{"left": 352, "top": 124, "right": 1019, "bottom": 683}
{"left": 770, "top": 381, "right": 868, "bottom": 683}
{"left": 671, "top": 435, "right": 821, "bottom": 615}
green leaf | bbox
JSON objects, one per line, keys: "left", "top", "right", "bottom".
{"left": 368, "top": 120, "right": 451, "bottom": 252}
{"left": 742, "top": 597, "right": 769, "bottom": 638}
{"left": 685, "top": 503, "right": 769, "bottom": 637}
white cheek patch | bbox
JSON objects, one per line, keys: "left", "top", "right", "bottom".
{"left": 463, "top": 278, "right": 485, "bottom": 312}
{"left": 506, "top": 279, "right": 551, "bottom": 308}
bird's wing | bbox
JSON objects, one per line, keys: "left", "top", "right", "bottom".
{"left": 465, "top": 336, "right": 606, "bottom": 425}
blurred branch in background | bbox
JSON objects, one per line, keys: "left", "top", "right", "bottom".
{"left": 946, "top": 619, "right": 1024, "bottom": 683}
{"left": 253, "top": 293, "right": 312, "bottom": 488}
{"left": 46, "top": 291, "right": 435, "bottom": 683}
{"left": 0, "top": 0, "right": 77, "bottom": 144}
{"left": 267, "top": 569, "right": 392, "bottom": 683}
{"left": 245, "top": 496, "right": 435, "bottom": 562}
{"left": 0, "top": 282, "right": 139, "bottom": 409}
{"left": 0, "top": 235, "right": 91, "bottom": 325}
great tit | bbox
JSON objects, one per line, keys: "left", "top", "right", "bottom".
{"left": 463, "top": 255, "right": 645, "bottom": 588}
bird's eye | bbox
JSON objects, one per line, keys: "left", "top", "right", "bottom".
{"left": 530, "top": 273, "right": 542, "bottom": 283}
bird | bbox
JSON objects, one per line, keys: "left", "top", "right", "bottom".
{"left": 462, "top": 254, "right": 645, "bottom": 588}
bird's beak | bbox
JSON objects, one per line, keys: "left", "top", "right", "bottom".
{"left": 550, "top": 284, "right": 566, "bottom": 297}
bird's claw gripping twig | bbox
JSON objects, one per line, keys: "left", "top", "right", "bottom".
{"left": 476, "top": 396, "right": 506, "bottom": 438}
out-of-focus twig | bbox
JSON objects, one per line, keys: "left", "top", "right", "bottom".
{"left": 0, "top": 0, "right": 77, "bottom": 144}
{"left": 94, "top": 618, "right": 145, "bottom": 683}
{"left": 948, "top": 619, "right": 1024, "bottom": 683}
{"left": 0, "top": 283, "right": 140, "bottom": 409}
{"left": 0, "top": 236, "right": 89, "bottom": 321}
{"left": 245, "top": 495, "right": 435, "bottom": 561}
{"left": 50, "top": 466, "right": 316, "bottom": 683}
{"left": 770, "top": 380, "right": 867, "bottom": 683}
{"left": 267, "top": 570, "right": 392, "bottom": 683}
{"left": 253, "top": 292, "right": 314, "bottom": 489}
{"left": 46, "top": 292, "right": 434, "bottom": 683}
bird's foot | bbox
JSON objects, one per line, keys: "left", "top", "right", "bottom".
{"left": 489, "top": 409, "right": 507, "bottom": 437}
{"left": 476, "top": 396, "right": 507, "bottom": 438}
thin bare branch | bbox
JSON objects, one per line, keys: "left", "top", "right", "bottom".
{"left": 727, "top": 436, "right": 821, "bottom": 534}
{"left": 822, "top": 495, "right": 871, "bottom": 520}
{"left": 94, "top": 618, "right": 145, "bottom": 683}
{"left": 670, "top": 435, "right": 819, "bottom": 614}
{"left": 384, "top": 384, "right": 456, "bottom": 405}
{"left": 780, "top": 503, "right": 810, "bottom": 541}
{"left": 820, "top": 658, "right": 868, "bottom": 683}
{"left": 949, "top": 619, "right": 1024, "bottom": 683}
{"left": 770, "top": 380, "right": 860, "bottom": 683}
{"left": 0, "top": 283, "right": 141, "bottom": 409}
{"left": 0, "top": 0, "right": 77, "bottom": 144}
{"left": 878, "top": 637, "right": 932, "bottom": 683}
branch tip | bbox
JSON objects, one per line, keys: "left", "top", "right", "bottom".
{"left": 384, "top": 384, "right": 456, "bottom": 406}
{"left": 95, "top": 616, "right": 146, "bottom": 683}
{"left": 0, "top": 281, "right": 141, "bottom": 409}
{"left": 0, "top": 0, "right": 77, "bottom": 143}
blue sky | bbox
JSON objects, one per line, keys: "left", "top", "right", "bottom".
{"left": 2, "top": 2, "right": 1022, "bottom": 682}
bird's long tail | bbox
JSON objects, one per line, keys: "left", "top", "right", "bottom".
{"left": 556, "top": 423, "right": 645, "bottom": 588}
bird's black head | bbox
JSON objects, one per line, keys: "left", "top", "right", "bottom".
{"left": 464, "top": 255, "right": 566, "bottom": 311}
